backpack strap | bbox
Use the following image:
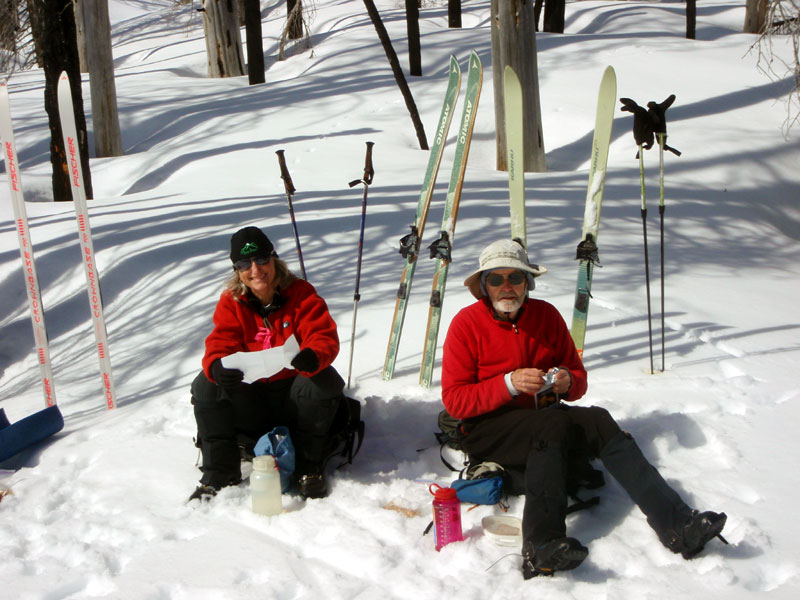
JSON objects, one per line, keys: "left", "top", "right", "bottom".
{"left": 566, "top": 493, "right": 600, "bottom": 514}
{"left": 337, "top": 396, "right": 365, "bottom": 466}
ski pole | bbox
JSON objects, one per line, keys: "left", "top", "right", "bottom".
{"left": 638, "top": 145, "right": 655, "bottom": 375}
{"left": 647, "top": 95, "right": 680, "bottom": 372}
{"left": 657, "top": 135, "right": 665, "bottom": 372}
{"left": 346, "top": 141, "right": 375, "bottom": 389}
{"left": 275, "top": 149, "right": 307, "bottom": 280}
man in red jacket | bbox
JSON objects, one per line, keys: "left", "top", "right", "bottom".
{"left": 442, "top": 239, "right": 727, "bottom": 578}
{"left": 190, "top": 226, "right": 345, "bottom": 502}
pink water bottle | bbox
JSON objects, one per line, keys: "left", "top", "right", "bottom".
{"left": 429, "top": 483, "right": 463, "bottom": 551}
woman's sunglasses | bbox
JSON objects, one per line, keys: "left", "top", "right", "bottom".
{"left": 234, "top": 256, "right": 271, "bottom": 272}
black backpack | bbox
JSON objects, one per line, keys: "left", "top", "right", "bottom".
{"left": 324, "top": 396, "right": 365, "bottom": 468}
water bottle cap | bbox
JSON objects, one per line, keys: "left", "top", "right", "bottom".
{"left": 429, "top": 483, "right": 457, "bottom": 500}
{"left": 253, "top": 455, "right": 277, "bottom": 470}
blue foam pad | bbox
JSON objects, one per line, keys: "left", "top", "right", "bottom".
{"left": 0, "top": 405, "right": 64, "bottom": 462}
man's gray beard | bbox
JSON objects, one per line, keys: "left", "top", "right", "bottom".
{"left": 492, "top": 296, "right": 523, "bottom": 315}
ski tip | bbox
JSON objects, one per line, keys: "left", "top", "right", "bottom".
{"left": 59, "top": 71, "right": 68, "bottom": 82}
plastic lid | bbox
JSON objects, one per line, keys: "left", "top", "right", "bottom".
{"left": 253, "top": 455, "right": 276, "bottom": 470}
{"left": 429, "top": 483, "right": 458, "bottom": 500}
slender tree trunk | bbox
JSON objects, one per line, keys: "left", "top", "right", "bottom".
{"left": 244, "top": 0, "right": 265, "bottom": 84}
{"left": 287, "top": 0, "right": 302, "bottom": 40}
{"left": 28, "top": 0, "right": 93, "bottom": 201}
{"left": 82, "top": 0, "right": 123, "bottom": 157}
{"left": 686, "top": 0, "right": 696, "bottom": 39}
{"left": 362, "top": 0, "right": 428, "bottom": 150}
{"left": 542, "top": 0, "right": 565, "bottom": 33}
{"left": 533, "top": 0, "right": 543, "bottom": 31}
{"left": 72, "top": 0, "right": 88, "bottom": 72}
{"left": 406, "top": 0, "right": 421, "bottom": 76}
{"left": 448, "top": 0, "right": 461, "bottom": 28}
{"left": 491, "top": 0, "right": 546, "bottom": 172}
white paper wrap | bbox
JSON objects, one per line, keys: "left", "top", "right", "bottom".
{"left": 220, "top": 335, "right": 300, "bottom": 383}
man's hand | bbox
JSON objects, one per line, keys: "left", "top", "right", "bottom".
{"left": 510, "top": 368, "right": 571, "bottom": 396}
{"left": 551, "top": 368, "right": 571, "bottom": 395}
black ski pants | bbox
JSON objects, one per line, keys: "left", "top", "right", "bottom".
{"left": 462, "top": 403, "right": 693, "bottom": 548}
{"left": 191, "top": 367, "right": 344, "bottom": 488}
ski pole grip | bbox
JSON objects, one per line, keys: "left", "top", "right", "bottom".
{"left": 363, "top": 141, "right": 375, "bottom": 185}
{"left": 275, "top": 149, "right": 296, "bottom": 195}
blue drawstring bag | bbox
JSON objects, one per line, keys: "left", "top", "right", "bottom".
{"left": 450, "top": 461, "right": 507, "bottom": 505}
{"left": 254, "top": 426, "right": 295, "bottom": 493}
{"left": 450, "top": 475, "right": 504, "bottom": 505}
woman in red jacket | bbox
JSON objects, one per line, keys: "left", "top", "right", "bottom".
{"left": 190, "top": 226, "right": 344, "bottom": 501}
{"left": 442, "top": 239, "right": 726, "bottom": 579}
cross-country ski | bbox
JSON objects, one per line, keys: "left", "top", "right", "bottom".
{"left": 56, "top": 72, "right": 117, "bottom": 409}
{"left": 0, "top": 82, "right": 56, "bottom": 407}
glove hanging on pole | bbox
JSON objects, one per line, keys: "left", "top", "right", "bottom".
{"left": 620, "top": 97, "right": 654, "bottom": 158}
{"left": 647, "top": 95, "right": 681, "bottom": 157}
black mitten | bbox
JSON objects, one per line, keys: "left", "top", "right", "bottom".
{"left": 647, "top": 95, "right": 681, "bottom": 156}
{"left": 291, "top": 348, "right": 320, "bottom": 373}
{"left": 210, "top": 359, "right": 244, "bottom": 390}
{"left": 620, "top": 97, "right": 655, "bottom": 155}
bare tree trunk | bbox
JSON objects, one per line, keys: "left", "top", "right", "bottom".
{"left": 362, "top": 0, "right": 428, "bottom": 150}
{"left": 201, "top": 0, "right": 245, "bottom": 77}
{"left": 72, "top": 0, "right": 88, "bottom": 72}
{"left": 243, "top": 0, "right": 265, "bottom": 84}
{"left": 448, "top": 0, "right": 461, "bottom": 28}
{"left": 406, "top": 0, "right": 421, "bottom": 76}
{"left": 82, "top": 0, "right": 122, "bottom": 157}
{"left": 686, "top": 0, "right": 696, "bottom": 39}
{"left": 28, "top": 0, "right": 93, "bottom": 201}
{"left": 287, "top": 0, "right": 302, "bottom": 40}
{"left": 743, "top": 0, "right": 769, "bottom": 33}
{"left": 491, "top": 0, "right": 546, "bottom": 172}
{"left": 542, "top": 0, "right": 565, "bottom": 33}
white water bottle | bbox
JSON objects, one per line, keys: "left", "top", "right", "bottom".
{"left": 251, "top": 455, "right": 282, "bottom": 516}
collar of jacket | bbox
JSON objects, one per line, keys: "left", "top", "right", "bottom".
{"left": 237, "top": 289, "right": 287, "bottom": 319}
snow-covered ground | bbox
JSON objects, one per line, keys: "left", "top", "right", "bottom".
{"left": 1, "top": 1, "right": 799, "bottom": 597}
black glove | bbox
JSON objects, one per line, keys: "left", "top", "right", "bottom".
{"left": 647, "top": 95, "right": 681, "bottom": 156}
{"left": 210, "top": 359, "right": 244, "bottom": 390}
{"left": 291, "top": 348, "right": 319, "bottom": 373}
{"left": 620, "top": 97, "right": 654, "bottom": 155}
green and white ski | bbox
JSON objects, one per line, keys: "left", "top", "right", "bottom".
{"left": 419, "top": 50, "right": 482, "bottom": 388}
{"left": 382, "top": 56, "right": 461, "bottom": 381}
{"left": 570, "top": 66, "right": 616, "bottom": 359}
{"left": 504, "top": 66, "right": 526, "bottom": 247}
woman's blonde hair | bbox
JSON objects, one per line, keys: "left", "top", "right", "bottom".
{"left": 224, "top": 256, "right": 298, "bottom": 297}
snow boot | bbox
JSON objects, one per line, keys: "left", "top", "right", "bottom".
{"left": 298, "top": 473, "right": 327, "bottom": 499}
{"left": 660, "top": 510, "right": 728, "bottom": 559}
{"left": 522, "top": 537, "right": 589, "bottom": 579}
{"left": 188, "top": 484, "right": 218, "bottom": 503}
{"left": 599, "top": 431, "right": 698, "bottom": 548}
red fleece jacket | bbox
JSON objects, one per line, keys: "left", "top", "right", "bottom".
{"left": 442, "top": 297, "right": 587, "bottom": 419}
{"left": 202, "top": 279, "right": 339, "bottom": 382}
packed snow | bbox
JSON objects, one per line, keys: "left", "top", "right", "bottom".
{"left": 1, "top": 1, "right": 799, "bottom": 598}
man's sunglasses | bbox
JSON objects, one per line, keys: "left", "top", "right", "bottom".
{"left": 234, "top": 255, "right": 271, "bottom": 272}
{"left": 486, "top": 271, "right": 526, "bottom": 287}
